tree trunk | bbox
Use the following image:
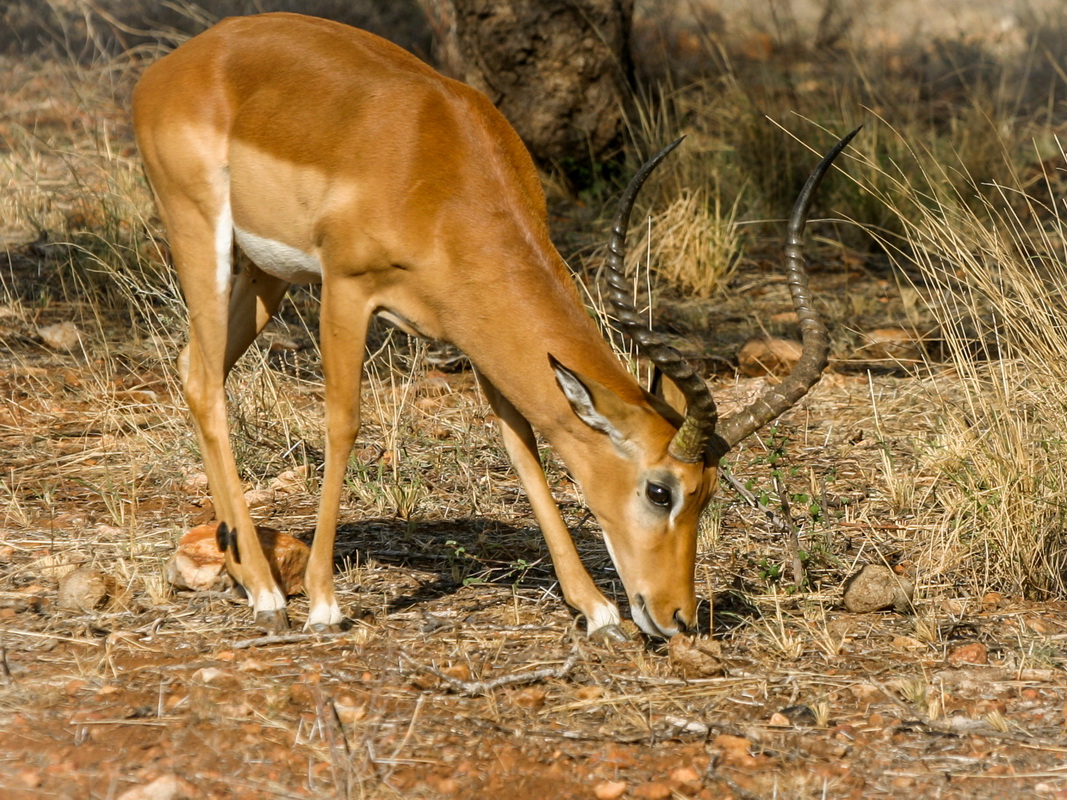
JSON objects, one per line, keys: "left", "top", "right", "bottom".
{"left": 434, "top": 0, "right": 633, "bottom": 181}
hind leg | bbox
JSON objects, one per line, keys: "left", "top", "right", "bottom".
{"left": 165, "top": 191, "right": 293, "bottom": 631}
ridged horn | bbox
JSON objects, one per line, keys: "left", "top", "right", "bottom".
{"left": 602, "top": 137, "right": 720, "bottom": 463}
{"left": 716, "top": 126, "right": 861, "bottom": 451}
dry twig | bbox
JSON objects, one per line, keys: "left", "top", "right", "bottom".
{"left": 231, "top": 630, "right": 351, "bottom": 650}
{"left": 399, "top": 647, "right": 581, "bottom": 696}
{"left": 772, "top": 472, "right": 805, "bottom": 589}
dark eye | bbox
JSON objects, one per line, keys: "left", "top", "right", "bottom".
{"left": 646, "top": 482, "right": 672, "bottom": 508}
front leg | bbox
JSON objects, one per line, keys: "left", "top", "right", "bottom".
{"left": 478, "top": 372, "right": 626, "bottom": 641}
{"left": 305, "top": 276, "right": 372, "bottom": 632}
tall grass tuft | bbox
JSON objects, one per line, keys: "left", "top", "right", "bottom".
{"left": 853, "top": 127, "right": 1067, "bottom": 597}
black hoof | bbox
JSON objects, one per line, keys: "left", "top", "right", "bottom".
{"left": 306, "top": 620, "right": 349, "bottom": 634}
{"left": 254, "top": 609, "right": 290, "bottom": 633}
{"left": 590, "top": 623, "right": 630, "bottom": 644}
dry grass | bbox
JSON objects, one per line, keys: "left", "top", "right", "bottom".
{"left": 848, "top": 127, "right": 1067, "bottom": 597}
{"left": 3, "top": 2, "right": 1067, "bottom": 797}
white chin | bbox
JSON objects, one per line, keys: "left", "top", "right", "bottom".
{"left": 631, "top": 600, "right": 679, "bottom": 639}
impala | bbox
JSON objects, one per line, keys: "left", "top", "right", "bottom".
{"left": 133, "top": 13, "right": 854, "bottom": 640}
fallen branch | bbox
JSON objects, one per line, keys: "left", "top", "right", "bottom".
{"left": 399, "top": 647, "right": 580, "bottom": 695}
{"left": 877, "top": 681, "right": 1067, "bottom": 749}
{"left": 232, "top": 631, "right": 351, "bottom": 650}
{"left": 0, "top": 636, "right": 13, "bottom": 686}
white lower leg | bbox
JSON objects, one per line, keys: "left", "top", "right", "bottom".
{"left": 251, "top": 586, "right": 287, "bottom": 613}
{"left": 585, "top": 601, "right": 622, "bottom": 634}
{"left": 305, "top": 599, "right": 345, "bottom": 629}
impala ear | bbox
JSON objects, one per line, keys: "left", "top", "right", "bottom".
{"left": 550, "top": 355, "right": 637, "bottom": 453}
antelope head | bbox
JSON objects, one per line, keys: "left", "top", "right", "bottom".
{"left": 553, "top": 131, "right": 857, "bottom": 638}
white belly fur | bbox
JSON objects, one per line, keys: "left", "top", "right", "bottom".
{"left": 234, "top": 225, "right": 323, "bottom": 284}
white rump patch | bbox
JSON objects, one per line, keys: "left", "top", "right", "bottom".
{"left": 234, "top": 225, "right": 323, "bottom": 284}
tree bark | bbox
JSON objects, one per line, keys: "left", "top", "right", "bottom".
{"left": 435, "top": 0, "right": 633, "bottom": 180}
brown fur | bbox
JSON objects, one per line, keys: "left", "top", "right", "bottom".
{"left": 133, "top": 13, "right": 716, "bottom": 636}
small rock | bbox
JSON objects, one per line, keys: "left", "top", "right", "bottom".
{"left": 269, "top": 466, "right": 314, "bottom": 493}
{"left": 711, "top": 734, "right": 758, "bottom": 768}
{"left": 1025, "top": 616, "right": 1049, "bottom": 635}
{"left": 116, "top": 774, "right": 195, "bottom": 800}
{"left": 594, "top": 781, "right": 628, "bottom": 800}
{"left": 669, "top": 766, "right": 703, "bottom": 796}
{"left": 842, "top": 564, "right": 914, "bottom": 613}
{"left": 633, "top": 781, "right": 673, "bottom": 800}
{"left": 669, "top": 767, "right": 701, "bottom": 784}
{"left": 95, "top": 524, "right": 125, "bottom": 539}
{"left": 57, "top": 567, "right": 116, "bottom": 611}
{"left": 191, "top": 667, "right": 229, "bottom": 685}
{"left": 242, "top": 487, "right": 275, "bottom": 509}
{"left": 769, "top": 310, "right": 799, "bottom": 325}
{"left": 441, "top": 664, "right": 472, "bottom": 682}
{"left": 167, "top": 522, "right": 309, "bottom": 595}
{"left": 38, "top": 321, "right": 82, "bottom": 351}
{"left": 668, "top": 634, "right": 724, "bottom": 678}
{"left": 849, "top": 684, "right": 884, "bottom": 703}
{"left": 947, "top": 642, "right": 988, "bottom": 665}
{"left": 333, "top": 697, "right": 367, "bottom": 724}
{"left": 166, "top": 525, "right": 229, "bottom": 592}
{"left": 182, "top": 472, "right": 210, "bottom": 492}
{"left": 768, "top": 711, "right": 791, "bottom": 727}
{"left": 65, "top": 679, "right": 88, "bottom": 695}
{"left": 855, "top": 327, "right": 924, "bottom": 364}
{"left": 113, "top": 389, "right": 158, "bottom": 405}
{"left": 510, "top": 687, "right": 547, "bottom": 709}
{"left": 431, "top": 776, "right": 459, "bottom": 794}
{"left": 940, "top": 597, "right": 965, "bottom": 615}
{"left": 737, "top": 335, "right": 802, "bottom": 377}
{"left": 891, "top": 635, "right": 925, "bottom": 651}
{"left": 779, "top": 704, "right": 819, "bottom": 726}
{"left": 981, "top": 592, "right": 1006, "bottom": 611}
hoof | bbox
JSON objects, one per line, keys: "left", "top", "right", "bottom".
{"left": 254, "top": 608, "right": 290, "bottom": 633}
{"left": 306, "top": 620, "right": 350, "bottom": 634}
{"left": 589, "top": 623, "right": 630, "bottom": 644}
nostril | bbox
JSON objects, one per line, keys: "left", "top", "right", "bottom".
{"left": 673, "top": 608, "right": 695, "bottom": 634}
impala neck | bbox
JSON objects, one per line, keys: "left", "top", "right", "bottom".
{"left": 439, "top": 240, "right": 655, "bottom": 462}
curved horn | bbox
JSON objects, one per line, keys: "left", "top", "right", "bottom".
{"left": 716, "top": 126, "right": 861, "bottom": 450}
{"left": 602, "top": 138, "right": 721, "bottom": 463}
